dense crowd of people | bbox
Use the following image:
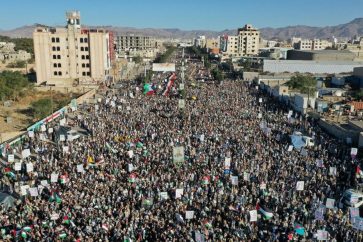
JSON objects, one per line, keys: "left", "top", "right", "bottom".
{"left": 0, "top": 60, "right": 362, "bottom": 241}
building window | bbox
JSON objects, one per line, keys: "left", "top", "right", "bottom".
{"left": 53, "top": 63, "right": 57, "bottom": 67}
{"left": 57, "top": 47, "right": 60, "bottom": 51}
{"left": 81, "top": 55, "right": 85, "bottom": 59}
{"left": 58, "top": 71, "right": 62, "bottom": 76}
{"left": 54, "top": 71, "right": 58, "bottom": 76}
{"left": 56, "top": 37, "right": 60, "bottom": 43}
{"left": 80, "top": 38, "right": 84, "bottom": 43}
{"left": 57, "top": 55, "right": 61, "bottom": 59}
{"left": 82, "top": 63, "right": 85, "bottom": 68}
{"left": 85, "top": 47, "right": 89, "bottom": 51}
{"left": 80, "top": 47, "right": 84, "bottom": 51}
{"left": 86, "top": 63, "right": 90, "bottom": 67}
{"left": 86, "top": 55, "right": 89, "bottom": 59}
{"left": 87, "top": 72, "right": 90, "bottom": 76}
{"left": 82, "top": 72, "right": 86, "bottom": 76}
{"left": 52, "top": 46, "right": 56, "bottom": 51}
{"left": 84, "top": 38, "right": 88, "bottom": 43}
{"left": 58, "top": 63, "right": 61, "bottom": 68}
{"left": 53, "top": 55, "right": 56, "bottom": 59}
{"left": 51, "top": 37, "right": 55, "bottom": 43}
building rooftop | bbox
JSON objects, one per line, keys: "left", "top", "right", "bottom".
{"left": 289, "top": 49, "right": 354, "bottom": 55}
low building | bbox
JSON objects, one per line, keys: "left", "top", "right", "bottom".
{"left": 0, "top": 42, "right": 32, "bottom": 62}
{"left": 294, "top": 39, "right": 332, "bottom": 50}
{"left": 287, "top": 50, "right": 356, "bottom": 61}
{"left": 194, "top": 36, "right": 206, "bottom": 48}
{"left": 263, "top": 60, "right": 363, "bottom": 74}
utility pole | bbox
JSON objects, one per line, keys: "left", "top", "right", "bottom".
{"left": 181, "top": 48, "right": 185, "bottom": 84}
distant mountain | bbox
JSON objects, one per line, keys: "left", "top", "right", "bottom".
{"left": 0, "top": 18, "right": 362, "bottom": 40}
{"left": 259, "top": 18, "right": 363, "bottom": 40}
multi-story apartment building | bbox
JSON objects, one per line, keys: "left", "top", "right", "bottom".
{"left": 219, "top": 35, "right": 239, "bottom": 58}
{"left": 33, "top": 11, "right": 114, "bottom": 86}
{"left": 237, "top": 24, "right": 260, "bottom": 56}
{"left": 295, "top": 39, "right": 332, "bottom": 50}
{"left": 116, "top": 35, "right": 155, "bottom": 52}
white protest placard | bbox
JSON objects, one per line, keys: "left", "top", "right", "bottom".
{"left": 200, "top": 134, "right": 205, "bottom": 142}
{"left": 351, "top": 148, "right": 358, "bottom": 156}
{"left": 258, "top": 98, "right": 262, "bottom": 103}
{"left": 317, "top": 230, "right": 328, "bottom": 240}
{"left": 127, "top": 150, "right": 134, "bottom": 158}
{"left": 51, "top": 173, "right": 59, "bottom": 183}
{"left": 28, "top": 131, "right": 34, "bottom": 138}
{"left": 110, "top": 101, "right": 116, "bottom": 108}
{"left": 128, "top": 163, "right": 134, "bottom": 172}
{"left": 62, "top": 146, "right": 69, "bottom": 153}
{"left": 20, "top": 185, "right": 29, "bottom": 196}
{"left": 231, "top": 176, "right": 238, "bottom": 185}
{"left": 41, "top": 125, "right": 46, "bottom": 132}
{"left": 60, "top": 118, "right": 66, "bottom": 126}
{"left": 48, "top": 128, "right": 53, "bottom": 134}
{"left": 77, "top": 164, "right": 85, "bottom": 173}
{"left": 296, "top": 181, "right": 304, "bottom": 191}
{"left": 160, "top": 192, "right": 168, "bottom": 200}
{"left": 8, "top": 154, "right": 15, "bottom": 162}
{"left": 185, "top": 210, "right": 194, "bottom": 220}
{"left": 287, "top": 145, "right": 293, "bottom": 152}
{"left": 41, "top": 180, "right": 49, "bottom": 187}
{"left": 179, "top": 83, "right": 185, "bottom": 90}
{"left": 22, "top": 149, "right": 31, "bottom": 159}
{"left": 29, "top": 187, "right": 38, "bottom": 197}
{"left": 315, "top": 207, "right": 325, "bottom": 221}
{"left": 51, "top": 213, "right": 60, "bottom": 220}
{"left": 26, "top": 163, "right": 34, "bottom": 172}
{"left": 258, "top": 113, "right": 262, "bottom": 119}
{"left": 173, "top": 146, "right": 184, "bottom": 163}
{"left": 249, "top": 210, "right": 257, "bottom": 222}
{"left": 224, "top": 157, "right": 231, "bottom": 169}
{"left": 255, "top": 85, "right": 259, "bottom": 90}
{"left": 243, "top": 172, "right": 250, "bottom": 181}
{"left": 329, "top": 167, "right": 337, "bottom": 176}
{"left": 59, "top": 135, "right": 65, "bottom": 142}
{"left": 178, "top": 99, "right": 185, "bottom": 109}
{"left": 175, "top": 188, "right": 184, "bottom": 199}
{"left": 14, "top": 162, "right": 22, "bottom": 171}
{"left": 126, "top": 106, "right": 131, "bottom": 111}
{"left": 326, "top": 198, "right": 335, "bottom": 209}
{"left": 95, "top": 104, "right": 99, "bottom": 111}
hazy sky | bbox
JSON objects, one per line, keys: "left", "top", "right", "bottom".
{"left": 1, "top": 0, "right": 363, "bottom": 30}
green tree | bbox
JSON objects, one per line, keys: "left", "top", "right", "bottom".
{"left": 0, "top": 70, "right": 30, "bottom": 101}
{"left": 6, "top": 60, "right": 26, "bottom": 68}
{"left": 286, "top": 74, "right": 317, "bottom": 95}
{"left": 31, "top": 98, "right": 53, "bottom": 120}
{"left": 211, "top": 68, "right": 223, "bottom": 81}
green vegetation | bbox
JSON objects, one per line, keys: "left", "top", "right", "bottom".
{"left": 154, "top": 46, "right": 177, "bottom": 63}
{"left": 353, "top": 90, "right": 363, "bottom": 101}
{"left": 6, "top": 60, "right": 26, "bottom": 68}
{"left": 0, "top": 70, "right": 32, "bottom": 101}
{"left": 30, "top": 98, "right": 53, "bottom": 120}
{"left": 0, "top": 36, "right": 34, "bottom": 54}
{"left": 211, "top": 68, "right": 224, "bottom": 82}
{"left": 133, "top": 55, "right": 143, "bottom": 64}
{"left": 286, "top": 74, "right": 317, "bottom": 95}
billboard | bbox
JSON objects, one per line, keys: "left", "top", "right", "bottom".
{"left": 153, "top": 63, "right": 176, "bottom": 72}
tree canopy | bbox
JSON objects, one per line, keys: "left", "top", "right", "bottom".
{"left": 0, "top": 70, "right": 31, "bottom": 101}
{"left": 30, "top": 98, "right": 53, "bottom": 120}
{"left": 0, "top": 35, "right": 34, "bottom": 54}
{"left": 286, "top": 74, "right": 317, "bottom": 95}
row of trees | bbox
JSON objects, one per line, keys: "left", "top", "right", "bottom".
{"left": 30, "top": 97, "right": 69, "bottom": 120}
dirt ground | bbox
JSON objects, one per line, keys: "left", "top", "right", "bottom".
{"left": 0, "top": 90, "right": 73, "bottom": 133}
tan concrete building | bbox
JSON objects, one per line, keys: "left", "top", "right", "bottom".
{"left": 205, "top": 38, "right": 220, "bottom": 50}
{"left": 295, "top": 39, "right": 333, "bottom": 50}
{"left": 33, "top": 11, "right": 114, "bottom": 86}
{"left": 116, "top": 35, "right": 155, "bottom": 51}
{"left": 237, "top": 24, "right": 260, "bottom": 56}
